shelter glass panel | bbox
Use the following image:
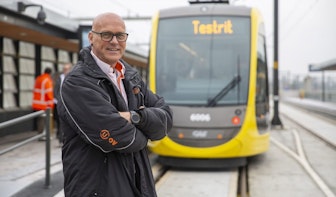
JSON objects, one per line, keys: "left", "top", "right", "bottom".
{"left": 58, "top": 50, "right": 70, "bottom": 63}
{"left": 4, "top": 74, "right": 17, "bottom": 92}
{"left": 19, "top": 92, "right": 33, "bottom": 107}
{"left": 41, "top": 46, "right": 56, "bottom": 61}
{"left": 41, "top": 61, "right": 55, "bottom": 74}
{"left": 3, "top": 38, "right": 16, "bottom": 55}
{"left": 19, "top": 42, "right": 35, "bottom": 58}
{"left": 4, "top": 92, "right": 16, "bottom": 109}
{"left": 20, "top": 75, "right": 34, "bottom": 91}
{"left": 3, "top": 56, "right": 17, "bottom": 74}
{"left": 19, "top": 59, "right": 35, "bottom": 74}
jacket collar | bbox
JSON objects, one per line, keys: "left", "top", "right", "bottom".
{"left": 79, "top": 46, "right": 134, "bottom": 80}
{"left": 78, "top": 46, "right": 140, "bottom": 110}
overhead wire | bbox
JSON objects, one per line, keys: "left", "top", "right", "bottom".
{"left": 279, "top": 0, "right": 306, "bottom": 31}
{"left": 280, "top": 0, "right": 320, "bottom": 41}
{"left": 262, "top": 0, "right": 320, "bottom": 54}
{"left": 267, "top": 0, "right": 320, "bottom": 40}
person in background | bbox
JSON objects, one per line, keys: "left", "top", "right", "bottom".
{"left": 32, "top": 67, "right": 54, "bottom": 139}
{"left": 57, "top": 12, "right": 173, "bottom": 196}
{"left": 53, "top": 63, "right": 72, "bottom": 144}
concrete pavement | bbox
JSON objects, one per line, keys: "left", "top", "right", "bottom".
{"left": 0, "top": 131, "right": 63, "bottom": 197}
{"left": 1, "top": 97, "right": 335, "bottom": 197}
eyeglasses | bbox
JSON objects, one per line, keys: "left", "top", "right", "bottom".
{"left": 91, "top": 31, "right": 129, "bottom": 42}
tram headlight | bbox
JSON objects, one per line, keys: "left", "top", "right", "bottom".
{"left": 231, "top": 116, "right": 241, "bottom": 125}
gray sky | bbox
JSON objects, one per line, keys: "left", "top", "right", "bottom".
{"left": 31, "top": 0, "right": 336, "bottom": 75}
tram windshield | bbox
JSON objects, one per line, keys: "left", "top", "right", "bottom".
{"left": 155, "top": 16, "right": 250, "bottom": 106}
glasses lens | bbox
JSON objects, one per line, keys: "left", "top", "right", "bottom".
{"left": 96, "top": 32, "right": 128, "bottom": 42}
{"left": 116, "top": 33, "right": 127, "bottom": 41}
{"left": 101, "top": 32, "right": 113, "bottom": 41}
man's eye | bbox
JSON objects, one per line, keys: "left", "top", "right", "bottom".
{"left": 102, "top": 33, "right": 111, "bottom": 38}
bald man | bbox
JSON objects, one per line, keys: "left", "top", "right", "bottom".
{"left": 57, "top": 12, "right": 172, "bottom": 196}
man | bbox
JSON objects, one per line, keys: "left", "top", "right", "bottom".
{"left": 32, "top": 67, "right": 54, "bottom": 135}
{"left": 53, "top": 63, "right": 72, "bottom": 144}
{"left": 57, "top": 12, "right": 173, "bottom": 197}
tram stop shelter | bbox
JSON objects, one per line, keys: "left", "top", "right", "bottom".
{"left": 308, "top": 58, "right": 336, "bottom": 102}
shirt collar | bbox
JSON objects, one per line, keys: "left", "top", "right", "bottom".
{"left": 90, "top": 50, "right": 125, "bottom": 76}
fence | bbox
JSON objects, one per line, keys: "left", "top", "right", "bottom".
{"left": 0, "top": 109, "right": 52, "bottom": 188}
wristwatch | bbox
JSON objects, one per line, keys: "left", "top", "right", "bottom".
{"left": 130, "top": 110, "right": 141, "bottom": 124}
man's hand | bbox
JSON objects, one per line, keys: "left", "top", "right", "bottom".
{"left": 119, "top": 111, "right": 131, "bottom": 123}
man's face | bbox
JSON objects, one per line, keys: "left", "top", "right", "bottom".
{"left": 89, "top": 16, "right": 127, "bottom": 66}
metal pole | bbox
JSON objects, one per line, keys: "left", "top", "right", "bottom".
{"left": 0, "top": 133, "right": 44, "bottom": 155}
{"left": 0, "top": 110, "right": 44, "bottom": 129}
{"left": 45, "top": 108, "right": 51, "bottom": 188}
{"left": 271, "top": 0, "right": 283, "bottom": 127}
{"left": 322, "top": 71, "right": 325, "bottom": 102}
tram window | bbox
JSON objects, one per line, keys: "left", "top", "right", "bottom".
{"left": 255, "top": 32, "right": 269, "bottom": 129}
{"left": 256, "top": 33, "right": 268, "bottom": 103}
{"left": 155, "top": 16, "right": 250, "bottom": 105}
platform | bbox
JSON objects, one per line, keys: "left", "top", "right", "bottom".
{"left": 0, "top": 98, "right": 335, "bottom": 197}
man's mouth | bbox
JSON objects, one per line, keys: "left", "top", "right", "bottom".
{"left": 107, "top": 47, "right": 119, "bottom": 51}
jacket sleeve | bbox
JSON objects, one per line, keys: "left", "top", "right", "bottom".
{"left": 135, "top": 85, "right": 173, "bottom": 141}
{"left": 59, "top": 74, "right": 148, "bottom": 153}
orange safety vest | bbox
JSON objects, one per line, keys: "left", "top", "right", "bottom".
{"left": 32, "top": 73, "right": 54, "bottom": 110}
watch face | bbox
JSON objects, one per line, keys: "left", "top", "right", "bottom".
{"left": 131, "top": 111, "right": 140, "bottom": 123}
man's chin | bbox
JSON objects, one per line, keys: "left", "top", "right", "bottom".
{"left": 105, "top": 57, "right": 121, "bottom": 65}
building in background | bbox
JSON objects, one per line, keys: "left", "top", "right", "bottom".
{"left": 0, "top": 1, "right": 147, "bottom": 136}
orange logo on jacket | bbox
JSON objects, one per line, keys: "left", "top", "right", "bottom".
{"left": 100, "top": 130, "right": 110, "bottom": 140}
{"left": 100, "top": 129, "right": 118, "bottom": 146}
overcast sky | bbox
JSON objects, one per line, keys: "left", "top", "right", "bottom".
{"left": 30, "top": 0, "right": 336, "bottom": 75}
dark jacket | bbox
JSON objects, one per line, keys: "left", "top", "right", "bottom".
{"left": 58, "top": 46, "right": 173, "bottom": 197}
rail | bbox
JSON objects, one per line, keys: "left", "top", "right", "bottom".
{"left": 0, "top": 108, "right": 52, "bottom": 188}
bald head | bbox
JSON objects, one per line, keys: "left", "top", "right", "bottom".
{"left": 92, "top": 12, "right": 125, "bottom": 31}
{"left": 89, "top": 12, "right": 128, "bottom": 67}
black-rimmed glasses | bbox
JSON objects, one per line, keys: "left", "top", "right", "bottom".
{"left": 91, "top": 31, "right": 129, "bottom": 42}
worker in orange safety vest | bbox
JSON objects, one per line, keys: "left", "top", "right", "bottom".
{"left": 32, "top": 67, "right": 54, "bottom": 134}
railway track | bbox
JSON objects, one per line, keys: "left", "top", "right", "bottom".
{"left": 150, "top": 160, "right": 249, "bottom": 197}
